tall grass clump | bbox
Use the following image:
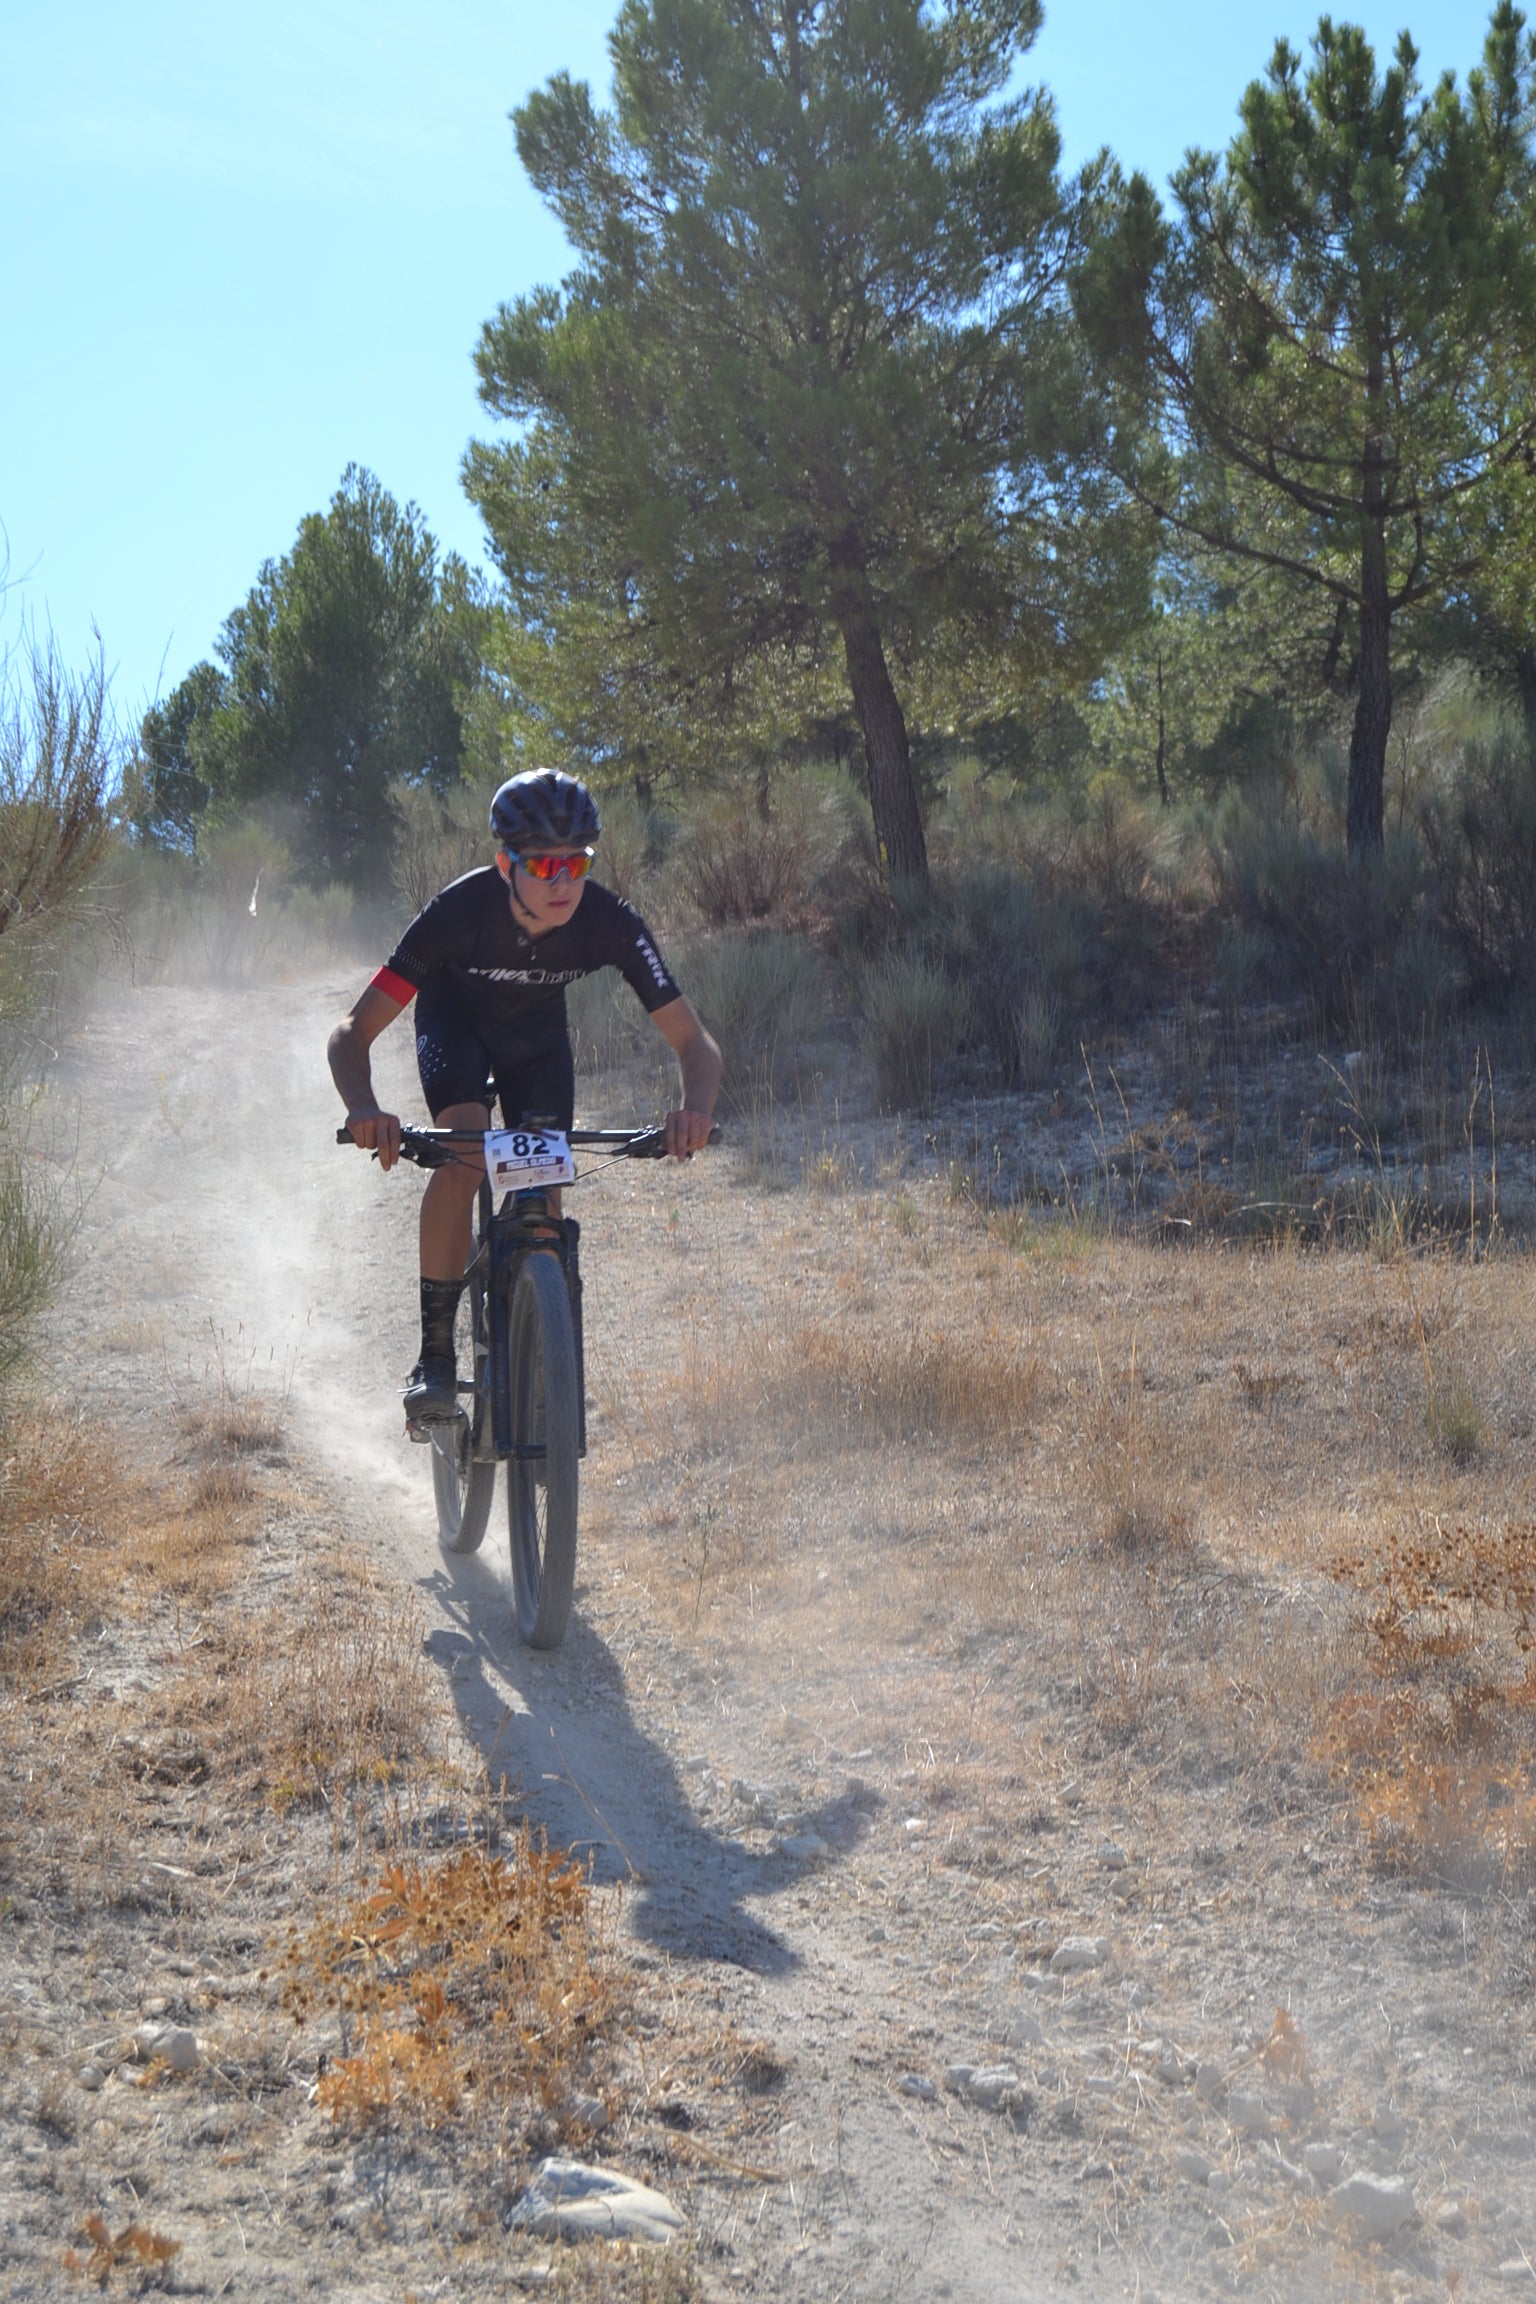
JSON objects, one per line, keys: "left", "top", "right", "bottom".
{"left": 1212, "top": 779, "right": 1423, "bottom": 1027}
{"left": 1418, "top": 728, "right": 1536, "bottom": 1002}
{"left": 859, "top": 952, "right": 970, "bottom": 1109}
{"left": 680, "top": 926, "right": 826, "bottom": 1104}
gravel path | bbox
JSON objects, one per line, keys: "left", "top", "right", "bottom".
{"left": 3, "top": 973, "right": 1535, "bottom": 2303}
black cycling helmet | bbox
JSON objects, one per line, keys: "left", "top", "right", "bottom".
{"left": 489, "top": 769, "right": 601, "bottom": 853}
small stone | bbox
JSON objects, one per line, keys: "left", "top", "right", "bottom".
{"left": 1207, "top": 2170, "right": 1234, "bottom": 2196}
{"left": 898, "top": 2074, "right": 936, "bottom": 2101}
{"left": 1001, "top": 2012, "right": 1047, "bottom": 2049}
{"left": 1195, "top": 2062, "right": 1227, "bottom": 2105}
{"left": 1228, "top": 2091, "right": 1272, "bottom": 2137}
{"left": 76, "top": 2063, "right": 106, "bottom": 2092}
{"left": 564, "top": 2094, "right": 609, "bottom": 2131}
{"left": 1328, "top": 2173, "right": 1415, "bottom": 2240}
{"left": 1303, "top": 2142, "right": 1344, "bottom": 2183}
{"left": 1174, "top": 2148, "right": 1214, "bottom": 2182}
{"left": 1097, "top": 1842, "right": 1129, "bottom": 1870}
{"left": 945, "top": 2063, "right": 1024, "bottom": 2111}
{"left": 1050, "top": 1936, "right": 1109, "bottom": 1976}
{"left": 1373, "top": 2102, "right": 1408, "bottom": 2147}
{"left": 133, "top": 2022, "right": 200, "bottom": 2074}
{"left": 505, "top": 2159, "right": 684, "bottom": 2244}
{"left": 1435, "top": 2200, "right": 1470, "bottom": 2237}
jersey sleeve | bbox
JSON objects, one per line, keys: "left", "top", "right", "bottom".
{"left": 606, "top": 897, "right": 682, "bottom": 1013}
{"left": 374, "top": 888, "right": 455, "bottom": 1006}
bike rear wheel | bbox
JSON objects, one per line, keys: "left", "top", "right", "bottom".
{"left": 507, "top": 1251, "right": 580, "bottom": 1648}
{"left": 432, "top": 1216, "right": 496, "bottom": 1555}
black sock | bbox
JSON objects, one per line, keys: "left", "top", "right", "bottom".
{"left": 420, "top": 1278, "right": 461, "bottom": 1366}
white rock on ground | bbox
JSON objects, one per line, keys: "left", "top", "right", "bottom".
{"left": 1303, "top": 2143, "right": 1344, "bottom": 2184}
{"left": 1174, "top": 2148, "right": 1214, "bottom": 2182}
{"left": 1228, "top": 2091, "right": 1272, "bottom": 2137}
{"left": 505, "top": 2160, "right": 684, "bottom": 2244}
{"left": 1050, "top": 1937, "right": 1109, "bottom": 1975}
{"left": 1327, "top": 2173, "right": 1415, "bottom": 2239}
{"left": 898, "top": 2074, "right": 936, "bottom": 2100}
{"left": 133, "top": 2023, "right": 199, "bottom": 2073}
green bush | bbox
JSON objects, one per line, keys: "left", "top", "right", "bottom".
{"left": 1213, "top": 797, "right": 1422, "bottom": 1026}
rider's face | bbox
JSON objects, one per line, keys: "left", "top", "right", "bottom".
{"left": 498, "top": 848, "right": 590, "bottom": 934}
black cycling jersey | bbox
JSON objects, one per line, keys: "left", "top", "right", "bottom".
{"left": 373, "top": 868, "right": 680, "bottom": 1032}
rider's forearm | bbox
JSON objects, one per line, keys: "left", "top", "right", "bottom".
{"left": 328, "top": 1019, "right": 381, "bottom": 1117}
{"left": 679, "top": 1029, "right": 723, "bottom": 1117}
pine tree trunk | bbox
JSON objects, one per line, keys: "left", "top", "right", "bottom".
{"left": 830, "top": 542, "right": 928, "bottom": 888}
{"left": 1347, "top": 437, "right": 1391, "bottom": 859}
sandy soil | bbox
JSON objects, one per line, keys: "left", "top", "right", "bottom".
{"left": 4, "top": 972, "right": 1536, "bottom": 2303}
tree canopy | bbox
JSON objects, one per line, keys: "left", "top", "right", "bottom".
{"left": 467, "top": 0, "right": 1148, "bottom": 885}
{"left": 126, "top": 467, "right": 488, "bottom": 889}
{"left": 1075, "top": 3, "right": 1536, "bottom": 854}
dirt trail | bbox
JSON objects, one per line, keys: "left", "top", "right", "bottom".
{"left": 13, "top": 971, "right": 1536, "bottom": 2303}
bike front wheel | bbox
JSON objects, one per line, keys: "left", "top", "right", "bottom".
{"left": 432, "top": 1230, "right": 496, "bottom": 1556}
{"left": 507, "top": 1251, "right": 580, "bottom": 1648}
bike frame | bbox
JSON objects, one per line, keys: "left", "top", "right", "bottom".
{"left": 335, "top": 1120, "right": 691, "bottom": 1465}
{"left": 468, "top": 1186, "right": 582, "bottom": 1465}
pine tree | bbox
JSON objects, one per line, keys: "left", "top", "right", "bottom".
{"left": 468, "top": 0, "right": 1141, "bottom": 887}
{"left": 1076, "top": 5, "right": 1536, "bottom": 855}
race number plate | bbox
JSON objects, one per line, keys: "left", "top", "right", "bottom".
{"left": 484, "top": 1127, "right": 576, "bottom": 1193}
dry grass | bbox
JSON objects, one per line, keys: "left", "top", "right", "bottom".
{"left": 748, "top": 1320, "right": 1041, "bottom": 1449}
{"left": 0, "top": 1415, "right": 113, "bottom": 1682}
{"left": 594, "top": 1182, "right": 1536, "bottom": 1908}
{"left": 278, "top": 1832, "right": 620, "bottom": 2133}
{"left": 214, "top": 1566, "right": 435, "bottom": 1806}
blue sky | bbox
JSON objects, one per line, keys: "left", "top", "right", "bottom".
{"left": 1, "top": 0, "right": 1492, "bottom": 723}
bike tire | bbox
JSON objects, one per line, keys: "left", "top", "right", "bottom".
{"left": 506, "top": 1251, "right": 580, "bottom": 1649}
{"left": 432, "top": 1220, "right": 496, "bottom": 1556}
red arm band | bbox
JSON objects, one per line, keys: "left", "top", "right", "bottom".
{"left": 370, "top": 966, "right": 417, "bottom": 1008}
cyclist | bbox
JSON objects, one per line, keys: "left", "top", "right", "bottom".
{"left": 328, "top": 768, "right": 722, "bottom": 1428}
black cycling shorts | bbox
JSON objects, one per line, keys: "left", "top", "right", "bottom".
{"left": 415, "top": 1000, "right": 575, "bottom": 1130}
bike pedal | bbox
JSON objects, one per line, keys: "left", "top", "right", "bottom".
{"left": 405, "top": 1408, "right": 464, "bottom": 1443}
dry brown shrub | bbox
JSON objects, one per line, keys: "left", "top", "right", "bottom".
{"left": 1328, "top": 1517, "right": 1536, "bottom": 1886}
{"left": 0, "top": 1417, "right": 113, "bottom": 1683}
{"left": 279, "top": 1834, "right": 618, "bottom": 2131}
{"left": 62, "top": 2215, "right": 181, "bottom": 2279}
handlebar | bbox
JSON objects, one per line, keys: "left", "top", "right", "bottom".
{"left": 335, "top": 1122, "right": 720, "bottom": 1170}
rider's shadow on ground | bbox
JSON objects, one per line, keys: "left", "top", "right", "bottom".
{"left": 418, "top": 1558, "right": 801, "bottom": 1978}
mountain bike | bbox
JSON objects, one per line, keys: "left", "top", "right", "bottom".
{"left": 337, "top": 1121, "right": 708, "bottom": 1650}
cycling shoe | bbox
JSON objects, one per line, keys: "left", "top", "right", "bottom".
{"left": 403, "top": 1355, "right": 459, "bottom": 1429}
